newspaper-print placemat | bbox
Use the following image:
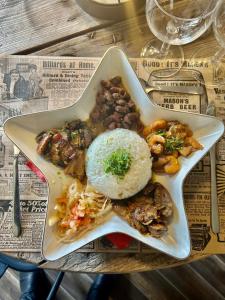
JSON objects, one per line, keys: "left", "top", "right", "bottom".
{"left": 0, "top": 55, "right": 224, "bottom": 256}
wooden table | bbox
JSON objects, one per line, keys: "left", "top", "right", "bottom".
{"left": 0, "top": 0, "right": 218, "bottom": 273}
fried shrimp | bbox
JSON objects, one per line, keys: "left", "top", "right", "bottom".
{"left": 185, "top": 137, "right": 203, "bottom": 150}
{"left": 147, "top": 135, "right": 165, "bottom": 155}
{"left": 168, "top": 123, "right": 192, "bottom": 139}
{"left": 164, "top": 156, "right": 180, "bottom": 174}
{"left": 153, "top": 156, "right": 169, "bottom": 170}
{"left": 143, "top": 119, "right": 167, "bottom": 137}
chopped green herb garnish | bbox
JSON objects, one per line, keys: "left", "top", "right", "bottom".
{"left": 165, "top": 137, "right": 184, "bottom": 153}
{"left": 104, "top": 148, "right": 132, "bottom": 179}
{"left": 71, "top": 131, "right": 79, "bottom": 139}
{"left": 155, "top": 129, "right": 167, "bottom": 137}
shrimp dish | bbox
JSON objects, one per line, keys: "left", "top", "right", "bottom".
{"left": 143, "top": 119, "right": 203, "bottom": 174}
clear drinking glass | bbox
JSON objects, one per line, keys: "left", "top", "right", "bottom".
{"left": 141, "top": 0, "right": 218, "bottom": 77}
{"left": 191, "top": 0, "right": 225, "bottom": 87}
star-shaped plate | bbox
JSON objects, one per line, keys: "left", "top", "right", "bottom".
{"left": 4, "top": 47, "right": 224, "bottom": 261}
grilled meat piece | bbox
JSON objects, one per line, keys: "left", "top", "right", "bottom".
{"left": 154, "top": 184, "right": 173, "bottom": 217}
{"left": 134, "top": 205, "right": 158, "bottom": 225}
{"left": 83, "top": 128, "right": 93, "bottom": 147}
{"left": 64, "top": 150, "right": 85, "bottom": 180}
{"left": 112, "top": 182, "right": 173, "bottom": 238}
{"left": 66, "top": 119, "right": 84, "bottom": 130}
{"left": 49, "top": 143, "right": 61, "bottom": 165}
{"left": 36, "top": 119, "right": 93, "bottom": 180}
{"left": 142, "top": 182, "right": 156, "bottom": 196}
{"left": 148, "top": 221, "right": 168, "bottom": 237}
{"left": 113, "top": 202, "right": 148, "bottom": 234}
{"left": 36, "top": 133, "right": 52, "bottom": 155}
{"left": 70, "top": 131, "right": 81, "bottom": 147}
{"left": 130, "top": 212, "right": 149, "bottom": 234}
{"left": 70, "top": 128, "right": 93, "bottom": 149}
{"left": 35, "top": 131, "right": 47, "bottom": 143}
{"left": 60, "top": 143, "right": 76, "bottom": 164}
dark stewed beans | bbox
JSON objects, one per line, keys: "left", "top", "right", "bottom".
{"left": 90, "top": 76, "right": 142, "bottom": 132}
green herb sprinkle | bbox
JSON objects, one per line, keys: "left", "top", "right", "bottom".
{"left": 165, "top": 136, "right": 184, "bottom": 153}
{"left": 104, "top": 148, "right": 132, "bottom": 179}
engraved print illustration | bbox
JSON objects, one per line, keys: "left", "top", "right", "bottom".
{"left": 0, "top": 61, "right": 49, "bottom": 126}
{"left": 0, "top": 206, "right": 6, "bottom": 230}
{"left": 0, "top": 134, "right": 5, "bottom": 168}
{"left": 190, "top": 224, "right": 211, "bottom": 251}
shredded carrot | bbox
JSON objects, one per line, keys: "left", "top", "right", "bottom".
{"left": 81, "top": 217, "right": 92, "bottom": 226}
{"left": 71, "top": 205, "right": 78, "bottom": 215}
{"left": 56, "top": 197, "right": 68, "bottom": 204}
{"left": 60, "top": 221, "right": 69, "bottom": 228}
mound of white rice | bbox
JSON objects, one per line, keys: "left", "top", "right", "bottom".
{"left": 86, "top": 129, "right": 152, "bottom": 199}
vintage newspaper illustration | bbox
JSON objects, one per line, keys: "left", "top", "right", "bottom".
{"left": 0, "top": 55, "right": 224, "bottom": 256}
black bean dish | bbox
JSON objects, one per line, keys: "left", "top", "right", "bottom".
{"left": 90, "top": 76, "right": 143, "bottom": 132}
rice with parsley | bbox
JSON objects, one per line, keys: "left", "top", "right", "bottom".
{"left": 86, "top": 129, "right": 152, "bottom": 199}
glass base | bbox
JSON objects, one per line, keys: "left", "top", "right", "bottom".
{"left": 140, "top": 39, "right": 184, "bottom": 78}
{"left": 190, "top": 47, "right": 225, "bottom": 88}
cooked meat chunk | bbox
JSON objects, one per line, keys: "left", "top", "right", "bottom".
{"left": 66, "top": 119, "right": 84, "bottom": 130}
{"left": 71, "top": 128, "right": 93, "bottom": 148}
{"left": 64, "top": 150, "right": 85, "bottom": 180}
{"left": 35, "top": 131, "right": 47, "bottom": 143}
{"left": 154, "top": 184, "right": 173, "bottom": 217}
{"left": 134, "top": 205, "right": 158, "bottom": 225}
{"left": 60, "top": 143, "right": 76, "bottom": 164}
{"left": 82, "top": 128, "right": 93, "bottom": 147}
{"left": 36, "top": 118, "right": 93, "bottom": 180}
{"left": 49, "top": 143, "right": 61, "bottom": 165}
{"left": 148, "top": 222, "right": 168, "bottom": 237}
{"left": 130, "top": 212, "right": 149, "bottom": 234}
{"left": 36, "top": 133, "right": 52, "bottom": 155}
{"left": 70, "top": 130, "right": 81, "bottom": 147}
{"left": 112, "top": 182, "right": 173, "bottom": 238}
{"left": 142, "top": 182, "right": 156, "bottom": 196}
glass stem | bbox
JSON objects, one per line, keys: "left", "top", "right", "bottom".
{"left": 159, "top": 41, "right": 171, "bottom": 58}
{"left": 212, "top": 47, "right": 225, "bottom": 64}
{"left": 211, "top": 48, "right": 225, "bottom": 77}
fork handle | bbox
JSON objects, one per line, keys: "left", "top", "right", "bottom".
{"left": 13, "top": 155, "right": 21, "bottom": 237}
{"left": 210, "top": 145, "right": 220, "bottom": 234}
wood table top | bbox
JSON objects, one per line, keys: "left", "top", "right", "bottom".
{"left": 0, "top": 0, "right": 220, "bottom": 272}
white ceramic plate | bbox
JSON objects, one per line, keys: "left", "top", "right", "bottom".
{"left": 4, "top": 47, "right": 224, "bottom": 261}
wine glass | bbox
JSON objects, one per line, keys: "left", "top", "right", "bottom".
{"left": 141, "top": 0, "right": 218, "bottom": 78}
{"left": 191, "top": 0, "right": 225, "bottom": 87}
